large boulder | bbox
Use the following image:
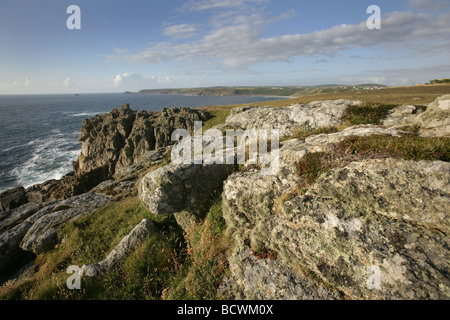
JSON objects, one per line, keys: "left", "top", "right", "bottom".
{"left": 220, "top": 123, "right": 450, "bottom": 300}
{"left": 225, "top": 100, "right": 361, "bottom": 136}
{"left": 413, "top": 95, "right": 450, "bottom": 137}
{"left": 0, "top": 187, "right": 28, "bottom": 212}
{"left": 19, "top": 193, "right": 111, "bottom": 254}
{"left": 139, "top": 162, "right": 234, "bottom": 230}
{"left": 0, "top": 192, "right": 111, "bottom": 269}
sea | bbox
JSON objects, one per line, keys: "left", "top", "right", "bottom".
{"left": 0, "top": 93, "right": 285, "bottom": 194}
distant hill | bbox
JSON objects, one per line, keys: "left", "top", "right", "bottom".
{"left": 134, "top": 84, "right": 387, "bottom": 97}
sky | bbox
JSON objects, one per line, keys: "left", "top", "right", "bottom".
{"left": 0, "top": 0, "right": 449, "bottom": 94}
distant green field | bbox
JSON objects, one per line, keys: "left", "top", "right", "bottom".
{"left": 136, "top": 84, "right": 387, "bottom": 97}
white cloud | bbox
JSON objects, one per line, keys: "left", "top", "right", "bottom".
{"left": 113, "top": 72, "right": 172, "bottom": 90}
{"left": 163, "top": 24, "right": 199, "bottom": 39}
{"left": 116, "top": 10, "right": 450, "bottom": 71}
{"left": 113, "top": 48, "right": 131, "bottom": 55}
{"left": 63, "top": 77, "right": 75, "bottom": 88}
{"left": 24, "top": 77, "right": 32, "bottom": 87}
{"left": 181, "top": 0, "right": 269, "bottom": 12}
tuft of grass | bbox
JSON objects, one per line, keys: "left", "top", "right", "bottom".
{"left": 336, "top": 134, "right": 450, "bottom": 162}
{"left": 290, "top": 134, "right": 449, "bottom": 201}
{"left": 163, "top": 197, "right": 230, "bottom": 300}
{"left": 342, "top": 103, "right": 398, "bottom": 126}
{"left": 296, "top": 152, "right": 334, "bottom": 185}
{"left": 201, "top": 109, "right": 232, "bottom": 131}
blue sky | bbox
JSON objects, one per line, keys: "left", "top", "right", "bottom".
{"left": 0, "top": 0, "right": 449, "bottom": 94}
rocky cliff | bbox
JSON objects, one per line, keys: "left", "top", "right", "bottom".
{"left": 0, "top": 96, "right": 449, "bottom": 300}
{"left": 0, "top": 104, "right": 208, "bottom": 212}
{"left": 74, "top": 104, "right": 207, "bottom": 184}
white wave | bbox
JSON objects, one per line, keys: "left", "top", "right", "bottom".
{"left": 67, "top": 112, "right": 102, "bottom": 117}
{"left": 11, "top": 133, "right": 81, "bottom": 189}
{"left": 2, "top": 144, "right": 24, "bottom": 153}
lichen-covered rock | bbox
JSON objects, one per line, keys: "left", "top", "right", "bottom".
{"left": 382, "top": 105, "right": 423, "bottom": 128}
{"left": 225, "top": 100, "right": 361, "bottom": 136}
{"left": 75, "top": 106, "right": 207, "bottom": 185}
{"left": 219, "top": 246, "right": 343, "bottom": 300}
{"left": 222, "top": 157, "right": 450, "bottom": 300}
{"left": 81, "top": 219, "right": 154, "bottom": 277}
{"left": 413, "top": 95, "right": 450, "bottom": 137}
{"left": 18, "top": 193, "right": 111, "bottom": 254}
{"left": 139, "top": 162, "right": 234, "bottom": 229}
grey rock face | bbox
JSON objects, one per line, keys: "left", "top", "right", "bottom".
{"left": 18, "top": 193, "right": 111, "bottom": 254}
{"left": 75, "top": 106, "right": 207, "bottom": 184}
{"left": 220, "top": 110, "right": 450, "bottom": 300}
{"left": 219, "top": 246, "right": 342, "bottom": 300}
{"left": 413, "top": 95, "right": 450, "bottom": 137}
{"left": 380, "top": 95, "right": 450, "bottom": 137}
{"left": 81, "top": 219, "right": 154, "bottom": 277}
{"left": 0, "top": 201, "right": 62, "bottom": 270}
{"left": 382, "top": 105, "right": 424, "bottom": 127}
{"left": 0, "top": 193, "right": 111, "bottom": 266}
{"left": 225, "top": 100, "right": 361, "bottom": 136}
{"left": 222, "top": 150, "right": 450, "bottom": 299}
{"left": 139, "top": 162, "right": 234, "bottom": 229}
{"left": 0, "top": 187, "right": 28, "bottom": 212}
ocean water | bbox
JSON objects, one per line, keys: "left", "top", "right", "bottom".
{"left": 0, "top": 93, "right": 284, "bottom": 194}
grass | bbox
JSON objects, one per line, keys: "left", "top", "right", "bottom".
{"left": 342, "top": 103, "right": 399, "bottom": 126}
{"left": 0, "top": 195, "right": 232, "bottom": 300}
{"left": 336, "top": 134, "right": 450, "bottom": 162}
{"left": 163, "top": 197, "right": 230, "bottom": 300}
{"left": 0, "top": 197, "right": 186, "bottom": 300}
{"left": 259, "top": 84, "right": 450, "bottom": 107}
{"left": 201, "top": 108, "right": 232, "bottom": 131}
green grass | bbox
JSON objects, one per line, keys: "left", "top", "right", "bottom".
{"left": 0, "top": 197, "right": 186, "bottom": 300}
{"left": 342, "top": 103, "right": 399, "bottom": 126}
{"left": 163, "top": 197, "right": 230, "bottom": 300}
{"left": 336, "top": 135, "right": 450, "bottom": 162}
{"left": 201, "top": 109, "right": 232, "bottom": 131}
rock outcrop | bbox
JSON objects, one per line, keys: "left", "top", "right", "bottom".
{"left": 0, "top": 187, "right": 28, "bottom": 212}
{"left": 382, "top": 95, "right": 450, "bottom": 138}
{"left": 0, "top": 193, "right": 111, "bottom": 271}
{"left": 219, "top": 115, "right": 450, "bottom": 299}
{"left": 74, "top": 105, "right": 208, "bottom": 191}
{"left": 413, "top": 94, "right": 450, "bottom": 137}
{"left": 0, "top": 105, "right": 207, "bottom": 212}
{"left": 225, "top": 100, "right": 361, "bottom": 136}
{"left": 139, "top": 162, "right": 234, "bottom": 230}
